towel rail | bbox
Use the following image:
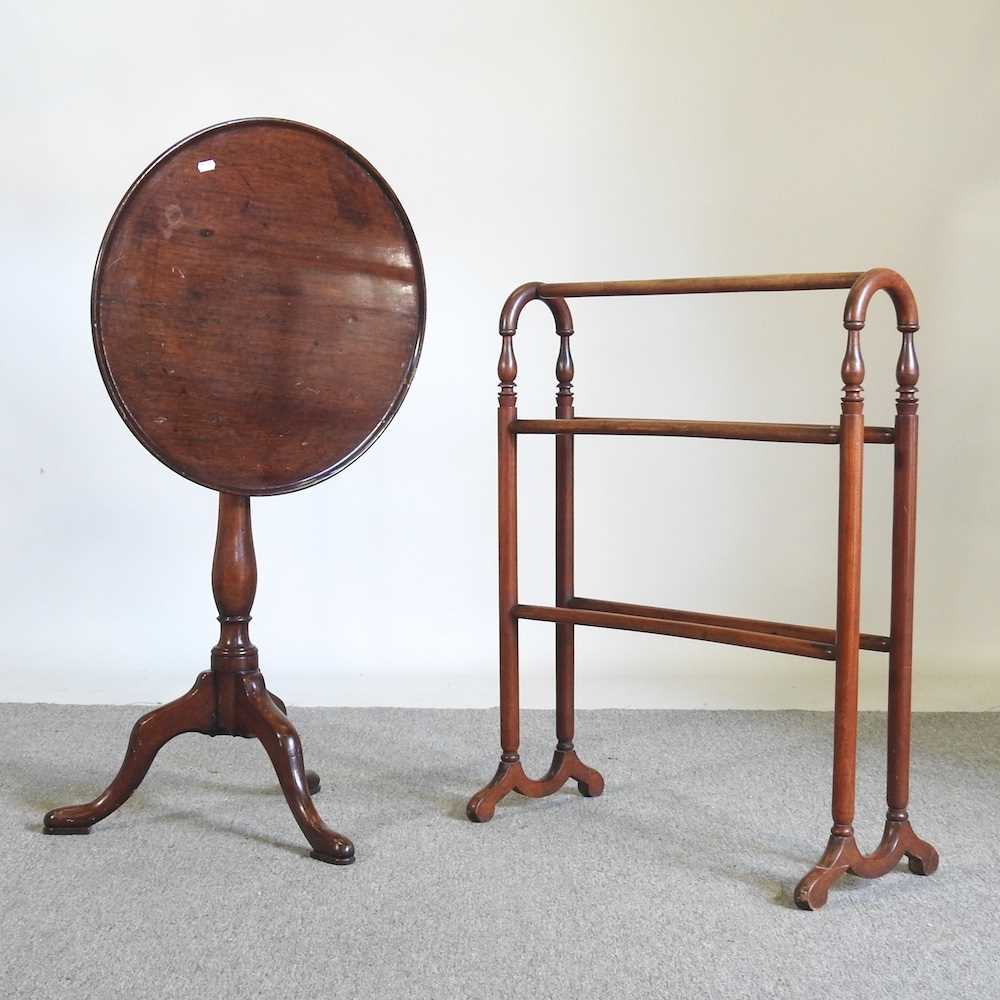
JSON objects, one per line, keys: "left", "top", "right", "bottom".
{"left": 467, "top": 267, "right": 939, "bottom": 910}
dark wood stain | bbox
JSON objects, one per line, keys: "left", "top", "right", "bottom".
{"left": 466, "top": 269, "right": 938, "bottom": 910}
{"left": 93, "top": 118, "right": 424, "bottom": 496}
{"left": 43, "top": 119, "right": 425, "bottom": 866}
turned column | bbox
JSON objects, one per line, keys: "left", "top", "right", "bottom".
{"left": 497, "top": 332, "right": 520, "bottom": 761}
{"left": 211, "top": 493, "right": 259, "bottom": 734}
{"left": 831, "top": 324, "right": 865, "bottom": 837}
{"left": 887, "top": 327, "right": 919, "bottom": 820}
{"left": 555, "top": 327, "right": 575, "bottom": 751}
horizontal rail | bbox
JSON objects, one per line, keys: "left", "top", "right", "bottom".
{"left": 511, "top": 417, "right": 895, "bottom": 445}
{"left": 568, "top": 598, "right": 891, "bottom": 654}
{"left": 515, "top": 604, "right": 837, "bottom": 660}
{"left": 537, "top": 272, "right": 863, "bottom": 300}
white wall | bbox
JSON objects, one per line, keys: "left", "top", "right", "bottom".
{"left": 2, "top": 0, "right": 998, "bottom": 710}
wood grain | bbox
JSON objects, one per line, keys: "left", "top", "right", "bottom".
{"left": 93, "top": 118, "right": 424, "bottom": 495}
{"left": 512, "top": 417, "right": 895, "bottom": 444}
{"left": 470, "top": 268, "right": 938, "bottom": 911}
{"left": 43, "top": 119, "right": 427, "bottom": 867}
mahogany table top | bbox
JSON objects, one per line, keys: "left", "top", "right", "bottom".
{"left": 92, "top": 118, "right": 425, "bottom": 495}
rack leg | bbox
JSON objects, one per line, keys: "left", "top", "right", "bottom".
{"left": 555, "top": 407, "right": 574, "bottom": 752}
{"left": 498, "top": 400, "right": 520, "bottom": 763}
{"left": 553, "top": 392, "right": 603, "bottom": 798}
{"left": 796, "top": 332, "right": 937, "bottom": 908}
{"left": 467, "top": 347, "right": 603, "bottom": 822}
{"left": 884, "top": 398, "right": 938, "bottom": 874}
{"left": 795, "top": 405, "right": 865, "bottom": 909}
{"left": 467, "top": 403, "right": 523, "bottom": 821}
{"left": 834, "top": 406, "right": 864, "bottom": 836}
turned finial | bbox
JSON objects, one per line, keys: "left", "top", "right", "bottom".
{"left": 556, "top": 333, "right": 574, "bottom": 402}
{"left": 896, "top": 330, "right": 919, "bottom": 412}
{"left": 841, "top": 326, "right": 865, "bottom": 408}
{"left": 498, "top": 335, "right": 517, "bottom": 405}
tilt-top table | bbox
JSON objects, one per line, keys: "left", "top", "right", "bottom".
{"left": 466, "top": 270, "right": 939, "bottom": 909}
{"left": 43, "top": 118, "right": 425, "bottom": 864}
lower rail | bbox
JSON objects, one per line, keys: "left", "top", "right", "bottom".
{"left": 569, "top": 597, "right": 891, "bottom": 654}
{"left": 515, "top": 600, "right": 891, "bottom": 661}
{"left": 511, "top": 417, "right": 895, "bottom": 444}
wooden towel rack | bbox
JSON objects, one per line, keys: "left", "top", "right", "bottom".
{"left": 466, "top": 268, "right": 939, "bottom": 910}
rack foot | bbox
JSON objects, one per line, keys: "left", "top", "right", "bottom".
{"left": 794, "top": 815, "right": 938, "bottom": 910}
{"left": 466, "top": 747, "right": 604, "bottom": 822}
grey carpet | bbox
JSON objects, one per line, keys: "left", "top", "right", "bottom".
{"left": 1, "top": 704, "right": 997, "bottom": 999}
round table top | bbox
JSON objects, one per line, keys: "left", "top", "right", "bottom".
{"left": 92, "top": 119, "right": 425, "bottom": 496}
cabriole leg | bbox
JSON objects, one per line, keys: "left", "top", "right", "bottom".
{"left": 268, "top": 690, "right": 321, "bottom": 795}
{"left": 43, "top": 672, "right": 216, "bottom": 834}
{"left": 238, "top": 673, "right": 353, "bottom": 864}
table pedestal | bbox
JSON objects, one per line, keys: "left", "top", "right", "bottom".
{"left": 43, "top": 493, "right": 354, "bottom": 865}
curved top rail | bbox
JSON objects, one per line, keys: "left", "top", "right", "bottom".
{"left": 537, "top": 272, "right": 862, "bottom": 300}
{"left": 500, "top": 282, "right": 573, "bottom": 335}
{"left": 500, "top": 268, "right": 919, "bottom": 337}
{"left": 843, "top": 268, "right": 919, "bottom": 332}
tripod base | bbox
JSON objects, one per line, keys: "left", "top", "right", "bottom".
{"left": 42, "top": 669, "right": 353, "bottom": 864}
